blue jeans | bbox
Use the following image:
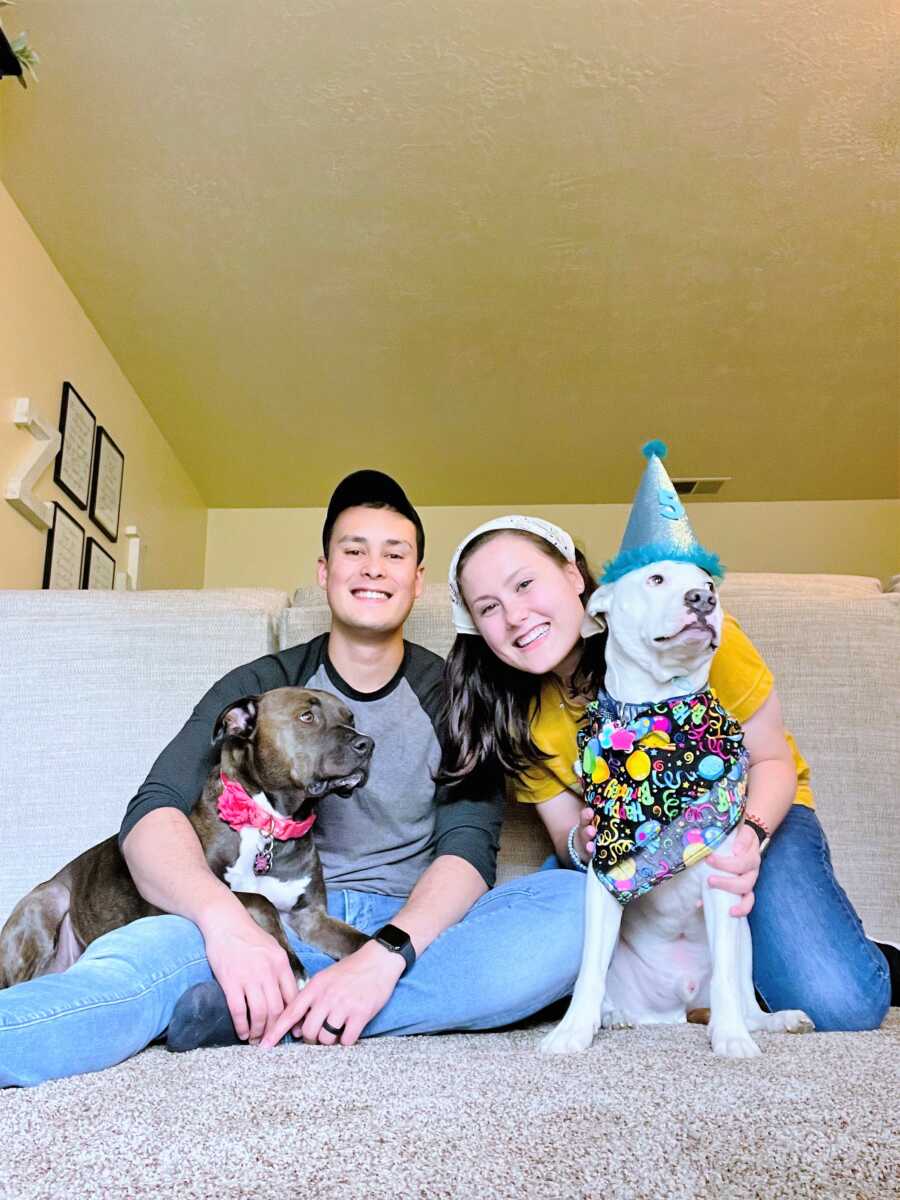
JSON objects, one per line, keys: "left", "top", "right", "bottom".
{"left": 0, "top": 868, "right": 584, "bottom": 1087}
{"left": 1, "top": 807, "right": 890, "bottom": 1087}
{"left": 749, "top": 805, "right": 890, "bottom": 1032}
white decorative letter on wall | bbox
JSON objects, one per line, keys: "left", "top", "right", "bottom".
{"left": 114, "top": 525, "right": 141, "bottom": 591}
{"left": 4, "top": 398, "right": 62, "bottom": 530}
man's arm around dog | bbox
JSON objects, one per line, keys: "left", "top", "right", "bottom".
{"left": 122, "top": 807, "right": 299, "bottom": 1044}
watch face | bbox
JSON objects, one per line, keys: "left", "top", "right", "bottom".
{"left": 376, "top": 924, "right": 410, "bottom": 952}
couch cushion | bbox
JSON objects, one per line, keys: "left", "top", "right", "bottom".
{"left": 0, "top": 589, "right": 289, "bottom": 925}
{"left": 718, "top": 591, "right": 899, "bottom": 941}
{"left": 721, "top": 573, "right": 884, "bottom": 600}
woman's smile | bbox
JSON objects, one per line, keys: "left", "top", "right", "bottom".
{"left": 513, "top": 621, "right": 551, "bottom": 649}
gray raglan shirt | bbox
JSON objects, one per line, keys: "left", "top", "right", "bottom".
{"left": 118, "top": 635, "right": 504, "bottom": 896}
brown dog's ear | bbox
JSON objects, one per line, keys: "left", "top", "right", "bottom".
{"left": 212, "top": 696, "right": 260, "bottom": 743}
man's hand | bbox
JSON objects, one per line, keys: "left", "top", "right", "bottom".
{"left": 200, "top": 908, "right": 300, "bottom": 1044}
{"left": 705, "top": 824, "right": 761, "bottom": 917}
{"left": 123, "top": 807, "right": 301, "bottom": 1041}
{"left": 260, "top": 940, "right": 404, "bottom": 1049}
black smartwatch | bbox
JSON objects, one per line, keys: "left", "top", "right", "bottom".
{"left": 370, "top": 923, "right": 416, "bottom": 974}
{"left": 744, "top": 818, "right": 771, "bottom": 855}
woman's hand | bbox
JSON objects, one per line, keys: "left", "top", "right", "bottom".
{"left": 705, "top": 824, "right": 761, "bottom": 917}
{"left": 578, "top": 806, "right": 597, "bottom": 861}
{"left": 580, "top": 806, "right": 760, "bottom": 917}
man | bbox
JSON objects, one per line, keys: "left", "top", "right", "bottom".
{"left": 0, "top": 471, "right": 584, "bottom": 1086}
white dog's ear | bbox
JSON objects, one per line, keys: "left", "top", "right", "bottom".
{"left": 581, "top": 584, "right": 612, "bottom": 637}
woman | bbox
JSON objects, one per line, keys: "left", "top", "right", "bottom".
{"left": 442, "top": 515, "right": 892, "bottom": 1031}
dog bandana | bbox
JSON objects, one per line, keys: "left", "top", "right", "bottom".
{"left": 576, "top": 688, "right": 748, "bottom": 905}
{"left": 217, "top": 773, "right": 317, "bottom": 875}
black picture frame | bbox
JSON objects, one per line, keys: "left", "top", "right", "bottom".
{"left": 82, "top": 536, "right": 116, "bottom": 590}
{"left": 89, "top": 427, "right": 125, "bottom": 542}
{"left": 0, "top": 26, "right": 23, "bottom": 80}
{"left": 42, "top": 502, "right": 85, "bottom": 590}
{"left": 53, "top": 381, "right": 96, "bottom": 510}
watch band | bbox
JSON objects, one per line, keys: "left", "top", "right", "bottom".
{"left": 370, "top": 923, "right": 416, "bottom": 973}
{"left": 744, "top": 816, "right": 771, "bottom": 853}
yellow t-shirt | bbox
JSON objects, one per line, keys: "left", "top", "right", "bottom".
{"left": 513, "top": 613, "right": 814, "bottom": 809}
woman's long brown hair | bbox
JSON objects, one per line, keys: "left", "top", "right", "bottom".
{"left": 439, "top": 530, "right": 607, "bottom": 784}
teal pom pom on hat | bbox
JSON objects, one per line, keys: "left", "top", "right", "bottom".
{"left": 601, "top": 440, "right": 724, "bottom": 584}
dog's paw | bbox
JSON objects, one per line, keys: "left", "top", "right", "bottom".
{"left": 746, "top": 1007, "right": 815, "bottom": 1035}
{"left": 601, "top": 1008, "right": 635, "bottom": 1030}
{"left": 710, "top": 1027, "right": 762, "bottom": 1059}
{"left": 540, "top": 1019, "right": 596, "bottom": 1055}
{"left": 776, "top": 1008, "right": 815, "bottom": 1035}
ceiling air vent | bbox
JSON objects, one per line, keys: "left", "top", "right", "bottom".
{"left": 671, "top": 477, "right": 731, "bottom": 497}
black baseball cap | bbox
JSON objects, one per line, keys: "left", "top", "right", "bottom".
{"left": 322, "top": 469, "right": 425, "bottom": 562}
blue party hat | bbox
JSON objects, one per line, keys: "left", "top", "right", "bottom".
{"left": 601, "top": 440, "right": 724, "bottom": 584}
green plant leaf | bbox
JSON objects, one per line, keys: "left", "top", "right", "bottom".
{"left": 9, "top": 30, "right": 39, "bottom": 81}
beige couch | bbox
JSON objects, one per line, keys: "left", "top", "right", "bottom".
{"left": 2, "top": 572, "right": 897, "bottom": 938}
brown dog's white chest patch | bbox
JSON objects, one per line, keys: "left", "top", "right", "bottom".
{"left": 224, "top": 829, "right": 311, "bottom": 912}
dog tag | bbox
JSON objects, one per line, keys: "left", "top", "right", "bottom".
{"left": 253, "top": 835, "right": 274, "bottom": 875}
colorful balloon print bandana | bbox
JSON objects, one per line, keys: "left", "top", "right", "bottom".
{"left": 576, "top": 688, "right": 748, "bottom": 905}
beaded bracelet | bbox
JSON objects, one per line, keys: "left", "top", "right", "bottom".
{"left": 567, "top": 823, "right": 588, "bottom": 872}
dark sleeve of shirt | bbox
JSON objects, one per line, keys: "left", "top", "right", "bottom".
{"left": 404, "top": 643, "right": 505, "bottom": 890}
{"left": 117, "top": 637, "right": 328, "bottom": 848}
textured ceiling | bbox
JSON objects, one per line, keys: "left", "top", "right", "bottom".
{"left": 2, "top": 1, "right": 898, "bottom": 506}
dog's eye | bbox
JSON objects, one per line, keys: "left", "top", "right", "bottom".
{"left": 298, "top": 711, "right": 314, "bottom": 724}
{"left": 647, "top": 574, "right": 664, "bottom": 586}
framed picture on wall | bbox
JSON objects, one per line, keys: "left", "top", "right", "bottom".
{"left": 42, "top": 502, "right": 85, "bottom": 590}
{"left": 89, "top": 427, "right": 125, "bottom": 542}
{"left": 53, "top": 381, "right": 96, "bottom": 510}
{"left": 82, "top": 537, "right": 116, "bottom": 591}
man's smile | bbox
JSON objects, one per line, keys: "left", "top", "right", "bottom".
{"left": 351, "top": 588, "right": 393, "bottom": 602}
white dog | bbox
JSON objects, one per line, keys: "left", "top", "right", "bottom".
{"left": 541, "top": 560, "right": 814, "bottom": 1058}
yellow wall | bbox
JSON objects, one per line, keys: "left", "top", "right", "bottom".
{"left": 205, "top": 499, "right": 900, "bottom": 593}
{"left": 0, "top": 183, "right": 207, "bottom": 589}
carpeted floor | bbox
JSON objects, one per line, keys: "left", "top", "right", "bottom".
{"left": 1, "top": 1012, "right": 898, "bottom": 1200}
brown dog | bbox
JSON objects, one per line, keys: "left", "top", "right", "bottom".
{"left": 0, "top": 687, "right": 373, "bottom": 990}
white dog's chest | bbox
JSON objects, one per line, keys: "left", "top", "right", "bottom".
{"left": 605, "top": 843, "right": 728, "bottom": 1019}
{"left": 224, "top": 828, "right": 311, "bottom": 912}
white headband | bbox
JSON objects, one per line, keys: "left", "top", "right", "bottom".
{"left": 448, "top": 516, "right": 577, "bottom": 635}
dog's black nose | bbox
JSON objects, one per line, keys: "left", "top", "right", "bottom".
{"left": 353, "top": 734, "right": 374, "bottom": 757}
{"left": 684, "top": 587, "right": 716, "bottom": 614}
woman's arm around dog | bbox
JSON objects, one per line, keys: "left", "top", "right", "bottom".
{"left": 704, "top": 688, "right": 796, "bottom": 913}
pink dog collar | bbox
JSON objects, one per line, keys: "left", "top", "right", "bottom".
{"left": 217, "top": 773, "right": 317, "bottom": 841}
